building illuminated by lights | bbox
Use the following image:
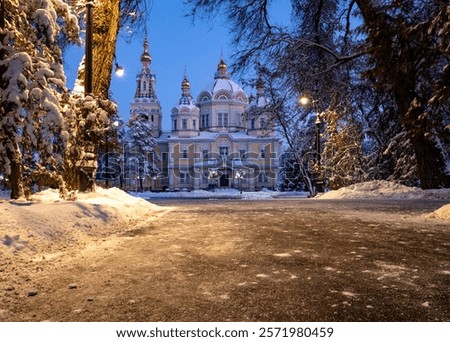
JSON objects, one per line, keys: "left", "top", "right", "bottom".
{"left": 129, "top": 39, "right": 282, "bottom": 191}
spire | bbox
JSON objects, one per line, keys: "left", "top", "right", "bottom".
{"left": 140, "top": 37, "right": 152, "bottom": 66}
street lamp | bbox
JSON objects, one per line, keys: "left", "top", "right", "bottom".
{"left": 235, "top": 169, "right": 246, "bottom": 194}
{"left": 114, "top": 54, "right": 124, "bottom": 77}
{"left": 299, "top": 95, "right": 324, "bottom": 194}
{"left": 136, "top": 176, "right": 143, "bottom": 192}
{"left": 208, "top": 169, "right": 219, "bottom": 192}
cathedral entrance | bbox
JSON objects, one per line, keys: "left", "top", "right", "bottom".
{"left": 219, "top": 173, "right": 230, "bottom": 187}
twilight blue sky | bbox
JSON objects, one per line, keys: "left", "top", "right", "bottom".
{"left": 64, "top": 1, "right": 290, "bottom": 130}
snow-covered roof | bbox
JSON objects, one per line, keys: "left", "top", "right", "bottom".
{"left": 197, "top": 58, "right": 248, "bottom": 103}
{"left": 199, "top": 78, "right": 247, "bottom": 101}
{"left": 162, "top": 130, "right": 279, "bottom": 143}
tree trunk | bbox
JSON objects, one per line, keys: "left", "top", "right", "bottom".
{"left": 92, "top": 0, "right": 121, "bottom": 99}
{"left": 6, "top": 145, "right": 24, "bottom": 199}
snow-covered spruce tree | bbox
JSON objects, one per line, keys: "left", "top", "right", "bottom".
{"left": 125, "top": 113, "right": 156, "bottom": 191}
{"left": 61, "top": 91, "right": 117, "bottom": 193}
{"left": 0, "top": 0, "right": 79, "bottom": 199}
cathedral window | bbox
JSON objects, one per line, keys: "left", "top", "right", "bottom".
{"left": 202, "top": 149, "right": 209, "bottom": 160}
{"left": 251, "top": 118, "right": 255, "bottom": 129}
{"left": 143, "top": 81, "right": 147, "bottom": 91}
{"left": 201, "top": 114, "right": 209, "bottom": 128}
{"left": 218, "top": 113, "right": 228, "bottom": 127}
{"left": 151, "top": 115, "right": 154, "bottom": 122}
{"left": 182, "top": 118, "right": 187, "bottom": 130}
{"left": 239, "top": 149, "right": 246, "bottom": 160}
{"left": 182, "top": 148, "right": 188, "bottom": 158}
{"left": 193, "top": 119, "right": 197, "bottom": 129}
{"left": 173, "top": 119, "right": 177, "bottom": 131}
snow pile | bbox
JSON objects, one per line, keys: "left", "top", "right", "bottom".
{"left": 318, "top": 180, "right": 450, "bottom": 200}
{"left": 427, "top": 204, "right": 450, "bottom": 220}
{"left": 317, "top": 181, "right": 450, "bottom": 220}
{"left": 0, "top": 188, "right": 167, "bottom": 256}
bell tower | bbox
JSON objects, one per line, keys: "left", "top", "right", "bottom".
{"left": 130, "top": 38, "right": 162, "bottom": 137}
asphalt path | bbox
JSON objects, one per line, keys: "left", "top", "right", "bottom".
{"left": 5, "top": 198, "right": 449, "bottom": 321}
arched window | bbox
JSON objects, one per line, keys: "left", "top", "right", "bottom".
{"left": 143, "top": 81, "right": 147, "bottom": 91}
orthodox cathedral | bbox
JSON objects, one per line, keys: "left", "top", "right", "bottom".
{"left": 129, "top": 39, "right": 282, "bottom": 191}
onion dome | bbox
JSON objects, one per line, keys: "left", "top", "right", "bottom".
{"left": 214, "top": 57, "right": 230, "bottom": 80}
{"left": 140, "top": 38, "right": 152, "bottom": 65}
{"left": 199, "top": 57, "right": 248, "bottom": 103}
{"left": 177, "top": 73, "right": 196, "bottom": 107}
{"left": 181, "top": 75, "right": 190, "bottom": 94}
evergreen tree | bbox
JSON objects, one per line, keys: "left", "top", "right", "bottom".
{"left": 125, "top": 113, "right": 156, "bottom": 191}
{"left": 0, "top": 0, "right": 79, "bottom": 199}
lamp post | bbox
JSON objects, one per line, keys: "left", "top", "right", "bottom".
{"left": 104, "top": 120, "right": 119, "bottom": 188}
{"left": 85, "top": 1, "right": 94, "bottom": 95}
{"left": 235, "top": 169, "right": 246, "bottom": 194}
{"left": 314, "top": 112, "right": 324, "bottom": 193}
{"left": 208, "top": 169, "right": 219, "bottom": 192}
{"left": 299, "top": 95, "right": 324, "bottom": 194}
{"left": 77, "top": 1, "right": 95, "bottom": 193}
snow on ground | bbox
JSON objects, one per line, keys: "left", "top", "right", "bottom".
{"left": 131, "top": 188, "right": 309, "bottom": 200}
{"left": 316, "top": 180, "right": 450, "bottom": 220}
{"left": 0, "top": 187, "right": 168, "bottom": 257}
{"left": 131, "top": 180, "right": 450, "bottom": 219}
{"left": 0, "top": 180, "right": 448, "bottom": 258}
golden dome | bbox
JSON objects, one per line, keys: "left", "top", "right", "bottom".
{"left": 217, "top": 58, "right": 227, "bottom": 71}
{"left": 182, "top": 76, "right": 190, "bottom": 90}
{"left": 140, "top": 38, "right": 152, "bottom": 64}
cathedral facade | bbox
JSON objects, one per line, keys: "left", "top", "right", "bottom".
{"left": 129, "top": 39, "right": 282, "bottom": 192}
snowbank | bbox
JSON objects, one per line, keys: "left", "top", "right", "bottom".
{"left": 317, "top": 180, "right": 450, "bottom": 220}
{"left": 427, "top": 203, "right": 450, "bottom": 220}
{"left": 0, "top": 188, "right": 167, "bottom": 256}
{"left": 317, "top": 180, "right": 450, "bottom": 200}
